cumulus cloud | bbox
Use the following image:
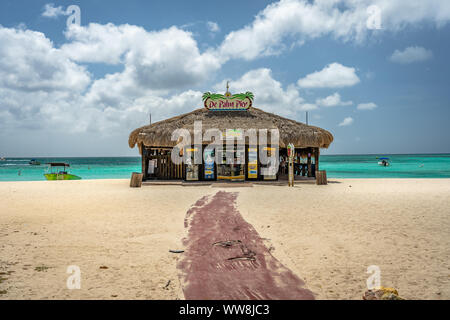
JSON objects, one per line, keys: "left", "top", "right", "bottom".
{"left": 3, "top": 0, "right": 449, "bottom": 147}
{"left": 214, "top": 68, "right": 314, "bottom": 117}
{"left": 217, "top": 0, "right": 450, "bottom": 61}
{"left": 0, "top": 24, "right": 208, "bottom": 136}
{"left": 389, "top": 46, "right": 433, "bottom": 64}
{"left": 357, "top": 102, "right": 377, "bottom": 110}
{"left": 0, "top": 26, "right": 89, "bottom": 133}
{"left": 297, "top": 63, "right": 360, "bottom": 89}
{"left": 299, "top": 103, "right": 318, "bottom": 111}
{"left": 79, "top": 89, "right": 203, "bottom": 134}
{"left": 61, "top": 24, "right": 221, "bottom": 90}
{"left": 0, "top": 27, "right": 90, "bottom": 93}
{"left": 316, "top": 92, "right": 353, "bottom": 107}
{"left": 207, "top": 21, "right": 220, "bottom": 33}
{"left": 42, "top": 3, "right": 67, "bottom": 18}
{"left": 339, "top": 117, "right": 354, "bottom": 126}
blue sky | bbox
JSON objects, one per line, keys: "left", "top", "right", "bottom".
{"left": 0, "top": 0, "right": 449, "bottom": 156}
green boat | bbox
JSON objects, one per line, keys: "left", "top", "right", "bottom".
{"left": 44, "top": 163, "right": 81, "bottom": 180}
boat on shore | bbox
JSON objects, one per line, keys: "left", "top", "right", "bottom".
{"left": 44, "top": 163, "right": 81, "bottom": 180}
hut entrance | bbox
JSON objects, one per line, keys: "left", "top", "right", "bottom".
{"left": 217, "top": 145, "right": 245, "bottom": 181}
{"left": 278, "top": 147, "right": 319, "bottom": 180}
{"left": 260, "top": 146, "right": 278, "bottom": 181}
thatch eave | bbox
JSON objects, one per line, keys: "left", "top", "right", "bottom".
{"left": 129, "top": 107, "right": 333, "bottom": 153}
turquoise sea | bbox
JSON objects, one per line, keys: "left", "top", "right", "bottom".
{"left": 0, "top": 154, "right": 450, "bottom": 181}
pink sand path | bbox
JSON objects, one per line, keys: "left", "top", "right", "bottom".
{"left": 177, "top": 191, "right": 314, "bottom": 300}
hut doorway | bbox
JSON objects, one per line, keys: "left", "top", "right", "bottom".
{"left": 217, "top": 145, "right": 245, "bottom": 181}
{"left": 260, "top": 146, "right": 278, "bottom": 181}
{"left": 185, "top": 147, "right": 200, "bottom": 181}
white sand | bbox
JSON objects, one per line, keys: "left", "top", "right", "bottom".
{"left": 0, "top": 179, "right": 449, "bottom": 300}
{"left": 238, "top": 179, "right": 450, "bottom": 300}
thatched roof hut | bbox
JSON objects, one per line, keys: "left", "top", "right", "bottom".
{"left": 129, "top": 107, "right": 333, "bottom": 153}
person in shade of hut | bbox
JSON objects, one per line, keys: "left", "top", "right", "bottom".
{"left": 280, "top": 158, "right": 287, "bottom": 174}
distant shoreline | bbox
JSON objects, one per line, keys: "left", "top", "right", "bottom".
{"left": 2, "top": 154, "right": 450, "bottom": 181}
{"left": 2, "top": 153, "right": 450, "bottom": 158}
{"left": 2, "top": 178, "right": 450, "bottom": 184}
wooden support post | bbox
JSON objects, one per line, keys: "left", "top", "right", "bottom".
{"left": 316, "top": 170, "right": 327, "bottom": 185}
{"left": 141, "top": 144, "right": 145, "bottom": 179}
{"left": 288, "top": 157, "right": 294, "bottom": 187}
{"left": 287, "top": 143, "right": 295, "bottom": 187}
{"left": 130, "top": 172, "right": 143, "bottom": 188}
{"left": 307, "top": 150, "right": 312, "bottom": 177}
{"left": 315, "top": 148, "right": 320, "bottom": 176}
{"left": 141, "top": 155, "right": 146, "bottom": 181}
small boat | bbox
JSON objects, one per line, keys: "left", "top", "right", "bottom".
{"left": 44, "top": 163, "right": 81, "bottom": 180}
{"left": 0, "top": 157, "right": 5, "bottom": 161}
{"left": 378, "top": 157, "right": 390, "bottom": 167}
{"left": 29, "top": 159, "right": 41, "bottom": 165}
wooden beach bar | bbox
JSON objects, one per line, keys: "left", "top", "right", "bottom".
{"left": 129, "top": 89, "right": 333, "bottom": 183}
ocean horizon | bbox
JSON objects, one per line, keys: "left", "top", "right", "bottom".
{"left": 1, "top": 153, "right": 450, "bottom": 181}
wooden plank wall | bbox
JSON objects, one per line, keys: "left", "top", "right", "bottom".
{"left": 147, "top": 154, "right": 184, "bottom": 180}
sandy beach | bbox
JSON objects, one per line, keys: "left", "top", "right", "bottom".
{"left": 0, "top": 179, "right": 449, "bottom": 300}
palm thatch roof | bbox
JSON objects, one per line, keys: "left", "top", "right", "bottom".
{"left": 129, "top": 107, "right": 333, "bottom": 153}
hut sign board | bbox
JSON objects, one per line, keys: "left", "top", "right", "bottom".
{"left": 202, "top": 91, "right": 254, "bottom": 111}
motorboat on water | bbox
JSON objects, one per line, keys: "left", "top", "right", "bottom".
{"left": 29, "top": 159, "right": 41, "bottom": 165}
{"left": 0, "top": 157, "right": 5, "bottom": 161}
{"left": 378, "top": 157, "right": 390, "bottom": 167}
{"left": 44, "top": 163, "right": 81, "bottom": 180}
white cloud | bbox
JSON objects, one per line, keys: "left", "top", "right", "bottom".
{"left": 0, "top": 27, "right": 90, "bottom": 93}
{"left": 75, "top": 89, "right": 203, "bottom": 134}
{"left": 214, "top": 68, "right": 314, "bottom": 117}
{"left": 339, "top": 117, "right": 354, "bottom": 126}
{"left": 217, "top": 0, "right": 450, "bottom": 61}
{"left": 61, "top": 24, "right": 221, "bottom": 90}
{"left": 61, "top": 23, "right": 131, "bottom": 64}
{"left": 316, "top": 92, "right": 353, "bottom": 107}
{"left": 42, "top": 3, "right": 67, "bottom": 18}
{"left": 132, "top": 90, "right": 203, "bottom": 122}
{"left": 0, "top": 25, "right": 209, "bottom": 136}
{"left": 5, "top": 1, "right": 448, "bottom": 148}
{"left": 207, "top": 21, "right": 220, "bottom": 33}
{"left": 0, "top": 21, "right": 321, "bottom": 139}
{"left": 297, "top": 63, "right": 360, "bottom": 89}
{"left": 389, "top": 46, "right": 433, "bottom": 64}
{"left": 357, "top": 102, "right": 377, "bottom": 110}
{"left": 300, "top": 103, "right": 318, "bottom": 111}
